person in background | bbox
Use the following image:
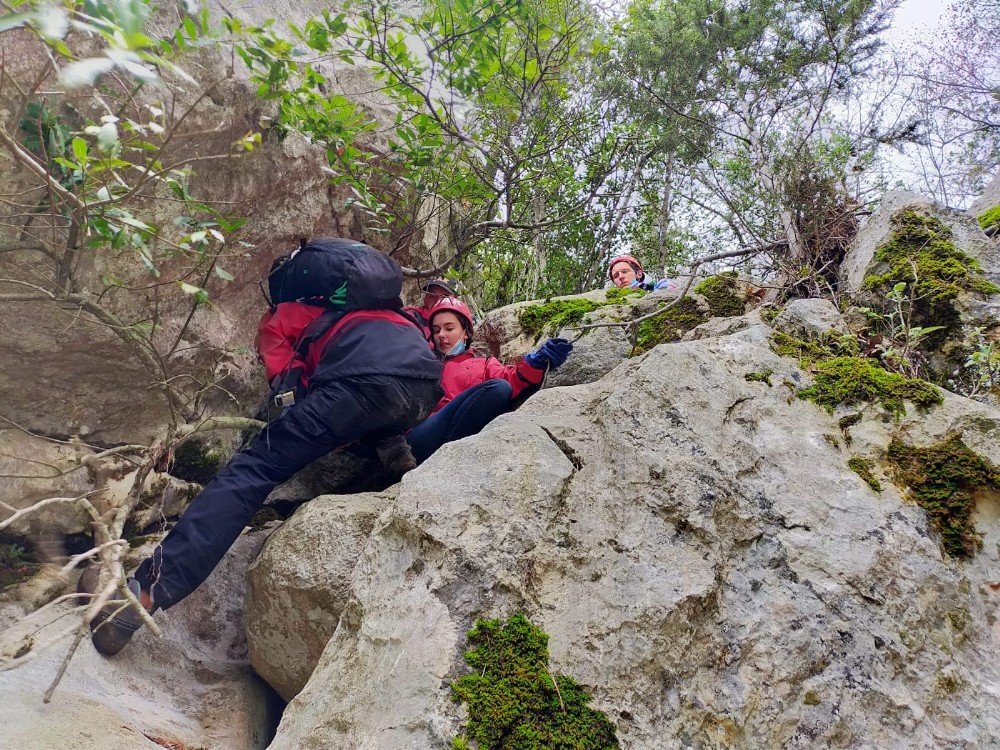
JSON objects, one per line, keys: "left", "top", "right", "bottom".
{"left": 406, "top": 297, "right": 573, "bottom": 463}
{"left": 404, "top": 279, "right": 459, "bottom": 339}
{"left": 607, "top": 255, "right": 677, "bottom": 292}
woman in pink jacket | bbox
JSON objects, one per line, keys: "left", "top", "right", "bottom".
{"left": 407, "top": 298, "right": 572, "bottom": 462}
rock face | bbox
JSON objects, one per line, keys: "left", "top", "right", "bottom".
{"left": 479, "top": 287, "right": 707, "bottom": 388}
{"left": 773, "top": 298, "right": 848, "bottom": 339}
{"left": 252, "top": 323, "right": 1000, "bottom": 749}
{"left": 969, "top": 172, "right": 1000, "bottom": 218}
{"left": 841, "top": 190, "right": 1000, "bottom": 293}
{"left": 245, "top": 491, "right": 388, "bottom": 700}
{"left": 0, "top": 530, "right": 281, "bottom": 750}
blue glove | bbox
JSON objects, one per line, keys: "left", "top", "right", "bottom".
{"left": 524, "top": 337, "right": 573, "bottom": 370}
{"left": 653, "top": 278, "right": 677, "bottom": 291}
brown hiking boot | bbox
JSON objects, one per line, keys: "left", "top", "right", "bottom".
{"left": 376, "top": 434, "right": 418, "bottom": 480}
{"left": 77, "top": 566, "right": 148, "bottom": 656}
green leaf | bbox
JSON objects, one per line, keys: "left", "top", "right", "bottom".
{"left": 214, "top": 266, "right": 234, "bottom": 281}
{"left": 71, "top": 137, "right": 88, "bottom": 164}
{"left": 0, "top": 11, "right": 32, "bottom": 33}
{"left": 179, "top": 281, "right": 210, "bottom": 304}
{"left": 117, "top": 215, "right": 153, "bottom": 232}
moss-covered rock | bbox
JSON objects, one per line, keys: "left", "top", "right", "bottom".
{"left": 977, "top": 205, "right": 1000, "bottom": 233}
{"left": 745, "top": 369, "right": 774, "bottom": 386}
{"left": 518, "top": 299, "right": 604, "bottom": 340}
{"left": 862, "top": 210, "right": 999, "bottom": 356}
{"left": 451, "top": 613, "right": 619, "bottom": 750}
{"left": 864, "top": 210, "right": 999, "bottom": 301}
{"left": 769, "top": 330, "right": 859, "bottom": 366}
{"left": 848, "top": 456, "right": 882, "bottom": 492}
{"left": 632, "top": 297, "right": 706, "bottom": 355}
{"left": 694, "top": 272, "right": 744, "bottom": 317}
{"left": 171, "top": 438, "right": 226, "bottom": 484}
{"left": 797, "top": 357, "right": 942, "bottom": 417}
{"left": 885, "top": 436, "right": 999, "bottom": 558}
{"left": 603, "top": 287, "right": 645, "bottom": 304}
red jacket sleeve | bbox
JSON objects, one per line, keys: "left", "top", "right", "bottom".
{"left": 482, "top": 356, "right": 545, "bottom": 400}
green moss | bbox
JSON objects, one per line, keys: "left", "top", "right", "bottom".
{"left": 886, "top": 436, "right": 998, "bottom": 559}
{"left": 744, "top": 369, "right": 774, "bottom": 386}
{"left": 798, "top": 357, "right": 942, "bottom": 417}
{"left": 171, "top": 438, "right": 225, "bottom": 484}
{"left": 838, "top": 412, "right": 863, "bottom": 430}
{"left": 978, "top": 205, "right": 1000, "bottom": 232}
{"left": 632, "top": 297, "right": 705, "bottom": 355}
{"left": 518, "top": 299, "right": 603, "bottom": 340}
{"left": 0, "top": 539, "right": 39, "bottom": 590}
{"left": 865, "top": 210, "right": 999, "bottom": 300}
{"left": 848, "top": 457, "right": 882, "bottom": 492}
{"left": 694, "top": 272, "right": 744, "bottom": 317}
{"left": 803, "top": 690, "right": 822, "bottom": 706}
{"left": 760, "top": 305, "right": 783, "bottom": 325}
{"left": 769, "top": 330, "right": 859, "bottom": 366}
{"left": 451, "top": 613, "right": 619, "bottom": 750}
{"left": 604, "top": 287, "right": 645, "bottom": 304}
{"left": 863, "top": 210, "right": 999, "bottom": 350}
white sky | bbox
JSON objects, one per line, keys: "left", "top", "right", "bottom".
{"left": 884, "top": 0, "right": 948, "bottom": 46}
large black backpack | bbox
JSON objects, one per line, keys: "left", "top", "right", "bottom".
{"left": 263, "top": 237, "right": 404, "bottom": 311}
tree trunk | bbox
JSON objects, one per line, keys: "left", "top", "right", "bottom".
{"left": 657, "top": 155, "right": 674, "bottom": 271}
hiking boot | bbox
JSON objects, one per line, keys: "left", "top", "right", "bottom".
{"left": 376, "top": 434, "right": 418, "bottom": 479}
{"left": 77, "top": 566, "right": 149, "bottom": 657}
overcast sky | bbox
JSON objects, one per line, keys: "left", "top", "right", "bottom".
{"left": 885, "top": 0, "right": 948, "bottom": 45}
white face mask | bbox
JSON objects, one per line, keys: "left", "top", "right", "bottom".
{"left": 446, "top": 339, "right": 467, "bottom": 356}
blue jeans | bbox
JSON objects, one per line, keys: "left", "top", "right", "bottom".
{"left": 407, "top": 379, "right": 513, "bottom": 463}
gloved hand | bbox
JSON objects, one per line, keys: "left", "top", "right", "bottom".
{"left": 653, "top": 278, "right": 677, "bottom": 291}
{"left": 524, "top": 337, "right": 573, "bottom": 370}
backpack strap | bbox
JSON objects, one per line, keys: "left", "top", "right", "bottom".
{"left": 293, "top": 309, "right": 346, "bottom": 361}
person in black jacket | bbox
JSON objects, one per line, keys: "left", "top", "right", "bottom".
{"left": 79, "top": 240, "right": 443, "bottom": 656}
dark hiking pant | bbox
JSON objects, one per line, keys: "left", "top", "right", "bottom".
{"left": 134, "top": 375, "right": 441, "bottom": 610}
{"left": 407, "top": 378, "right": 513, "bottom": 464}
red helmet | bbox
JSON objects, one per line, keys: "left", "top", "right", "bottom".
{"left": 607, "top": 254, "right": 643, "bottom": 281}
{"left": 429, "top": 297, "right": 474, "bottom": 333}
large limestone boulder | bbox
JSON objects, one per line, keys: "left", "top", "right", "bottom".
{"left": 258, "top": 324, "right": 1000, "bottom": 749}
{"left": 841, "top": 190, "right": 1000, "bottom": 292}
{"left": 245, "top": 491, "right": 388, "bottom": 700}
{"left": 840, "top": 190, "right": 1000, "bottom": 385}
{"left": 0, "top": 530, "right": 281, "bottom": 750}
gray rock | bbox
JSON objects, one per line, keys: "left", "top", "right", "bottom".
{"left": 264, "top": 326, "right": 1000, "bottom": 749}
{"left": 968, "top": 172, "right": 1000, "bottom": 218}
{"left": 245, "top": 491, "right": 387, "bottom": 700}
{"left": 0, "top": 530, "right": 281, "bottom": 750}
{"left": 773, "top": 298, "right": 848, "bottom": 339}
{"left": 684, "top": 307, "right": 766, "bottom": 341}
{"left": 842, "top": 190, "right": 1000, "bottom": 292}
{"left": 479, "top": 288, "right": 707, "bottom": 388}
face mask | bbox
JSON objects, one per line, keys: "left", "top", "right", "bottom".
{"left": 446, "top": 339, "right": 467, "bottom": 357}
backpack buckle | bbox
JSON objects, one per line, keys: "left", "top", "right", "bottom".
{"left": 272, "top": 390, "right": 296, "bottom": 409}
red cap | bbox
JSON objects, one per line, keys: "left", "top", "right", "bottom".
{"left": 608, "top": 255, "right": 643, "bottom": 280}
